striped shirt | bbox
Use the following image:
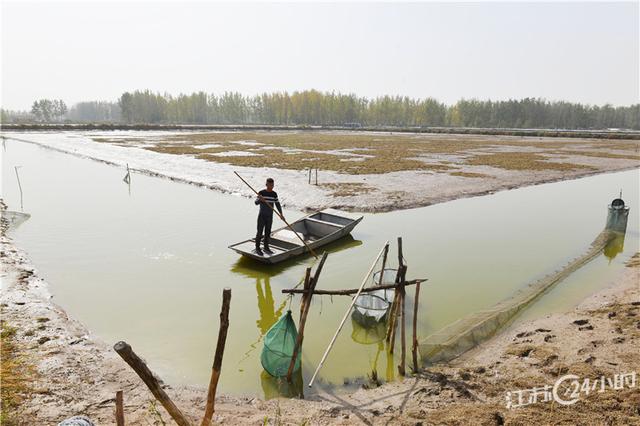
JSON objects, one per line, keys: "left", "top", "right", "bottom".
{"left": 255, "top": 189, "right": 283, "bottom": 217}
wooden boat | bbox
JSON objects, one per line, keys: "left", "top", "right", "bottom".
{"left": 229, "top": 209, "right": 363, "bottom": 264}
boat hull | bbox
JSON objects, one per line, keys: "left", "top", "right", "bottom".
{"left": 229, "top": 210, "right": 363, "bottom": 264}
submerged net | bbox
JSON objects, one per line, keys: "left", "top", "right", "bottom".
{"left": 261, "top": 310, "right": 300, "bottom": 378}
{"left": 419, "top": 229, "right": 618, "bottom": 365}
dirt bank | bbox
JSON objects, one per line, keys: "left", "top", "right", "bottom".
{"left": 2, "top": 211, "right": 638, "bottom": 425}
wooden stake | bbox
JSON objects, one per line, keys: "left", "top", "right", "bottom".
{"left": 386, "top": 291, "right": 399, "bottom": 345}
{"left": 377, "top": 244, "right": 389, "bottom": 286}
{"left": 299, "top": 267, "right": 312, "bottom": 321}
{"left": 201, "top": 288, "right": 232, "bottom": 426}
{"left": 113, "top": 341, "right": 192, "bottom": 426}
{"left": 397, "top": 237, "right": 407, "bottom": 376}
{"left": 398, "top": 278, "right": 407, "bottom": 376}
{"left": 116, "top": 390, "right": 124, "bottom": 426}
{"left": 412, "top": 281, "right": 421, "bottom": 373}
{"left": 287, "top": 253, "right": 328, "bottom": 382}
{"left": 308, "top": 242, "right": 389, "bottom": 387}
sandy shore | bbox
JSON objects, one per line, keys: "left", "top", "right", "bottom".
{"left": 2, "top": 218, "right": 638, "bottom": 424}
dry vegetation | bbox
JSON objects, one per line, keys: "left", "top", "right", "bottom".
{"left": 93, "top": 131, "right": 640, "bottom": 176}
{"left": 0, "top": 320, "right": 35, "bottom": 425}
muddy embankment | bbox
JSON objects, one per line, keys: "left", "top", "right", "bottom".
{"left": 3, "top": 124, "right": 640, "bottom": 140}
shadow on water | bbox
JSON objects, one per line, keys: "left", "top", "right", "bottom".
{"left": 229, "top": 234, "right": 363, "bottom": 279}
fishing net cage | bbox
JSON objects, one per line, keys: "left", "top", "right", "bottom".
{"left": 372, "top": 268, "right": 398, "bottom": 286}
{"left": 352, "top": 268, "right": 398, "bottom": 327}
{"left": 420, "top": 229, "right": 617, "bottom": 366}
{"left": 261, "top": 310, "right": 301, "bottom": 378}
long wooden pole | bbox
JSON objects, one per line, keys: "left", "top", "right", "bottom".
{"left": 308, "top": 242, "right": 389, "bottom": 387}
{"left": 113, "top": 341, "right": 192, "bottom": 426}
{"left": 287, "top": 253, "right": 328, "bottom": 382}
{"left": 234, "top": 171, "right": 318, "bottom": 258}
{"left": 201, "top": 288, "right": 232, "bottom": 426}
{"left": 411, "top": 282, "right": 421, "bottom": 373}
{"left": 115, "top": 390, "right": 125, "bottom": 426}
{"left": 282, "top": 279, "right": 426, "bottom": 295}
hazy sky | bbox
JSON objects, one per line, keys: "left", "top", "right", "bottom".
{"left": 1, "top": 1, "right": 638, "bottom": 110}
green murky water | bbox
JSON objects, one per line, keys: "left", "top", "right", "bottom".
{"left": 1, "top": 138, "right": 638, "bottom": 397}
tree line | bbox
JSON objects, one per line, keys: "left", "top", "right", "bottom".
{"left": 30, "top": 99, "right": 68, "bottom": 122}
{"left": 2, "top": 90, "right": 638, "bottom": 130}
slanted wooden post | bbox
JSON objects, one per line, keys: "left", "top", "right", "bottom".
{"left": 299, "top": 268, "right": 312, "bottom": 321}
{"left": 116, "top": 390, "right": 125, "bottom": 426}
{"left": 201, "top": 288, "right": 232, "bottom": 426}
{"left": 113, "top": 341, "right": 192, "bottom": 426}
{"left": 411, "top": 281, "right": 421, "bottom": 373}
{"left": 287, "top": 253, "right": 328, "bottom": 382}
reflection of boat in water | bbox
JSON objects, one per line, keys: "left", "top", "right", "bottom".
{"left": 352, "top": 269, "right": 396, "bottom": 326}
{"left": 229, "top": 210, "right": 363, "bottom": 264}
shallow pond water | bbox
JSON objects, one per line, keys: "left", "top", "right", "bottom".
{"left": 1, "top": 138, "right": 638, "bottom": 396}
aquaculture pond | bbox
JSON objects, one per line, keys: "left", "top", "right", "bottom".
{"left": 2, "top": 138, "right": 638, "bottom": 397}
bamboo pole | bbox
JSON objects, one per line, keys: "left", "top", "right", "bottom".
{"left": 308, "top": 242, "right": 389, "bottom": 387}
{"left": 287, "top": 253, "right": 328, "bottom": 382}
{"left": 281, "top": 278, "right": 426, "bottom": 296}
{"left": 116, "top": 390, "right": 124, "bottom": 426}
{"left": 113, "top": 341, "right": 192, "bottom": 426}
{"left": 201, "top": 288, "right": 232, "bottom": 426}
{"left": 234, "top": 171, "right": 318, "bottom": 258}
{"left": 411, "top": 281, "right": 421, "bottom": 373}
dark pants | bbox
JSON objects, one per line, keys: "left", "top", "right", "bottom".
{"left": 256, "top": 213, "right": 273, "bottom": 249}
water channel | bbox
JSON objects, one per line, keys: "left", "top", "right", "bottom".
{"left": 1, "top": 138, "right": 638, "bottom": 397}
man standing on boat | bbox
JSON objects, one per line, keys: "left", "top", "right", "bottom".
{"left": 255, "top": 177, "right": 284, "bottom": 255}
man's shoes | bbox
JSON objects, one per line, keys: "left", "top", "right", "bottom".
{"left": 254, "top": 247, "right": 263, "bottom": 256}
{"left": 264, "top": 246, "right": 273, "bottom": 254}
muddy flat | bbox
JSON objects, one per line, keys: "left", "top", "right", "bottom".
{"left": 5, "top": 130, "right": 640, "bottom": 211}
